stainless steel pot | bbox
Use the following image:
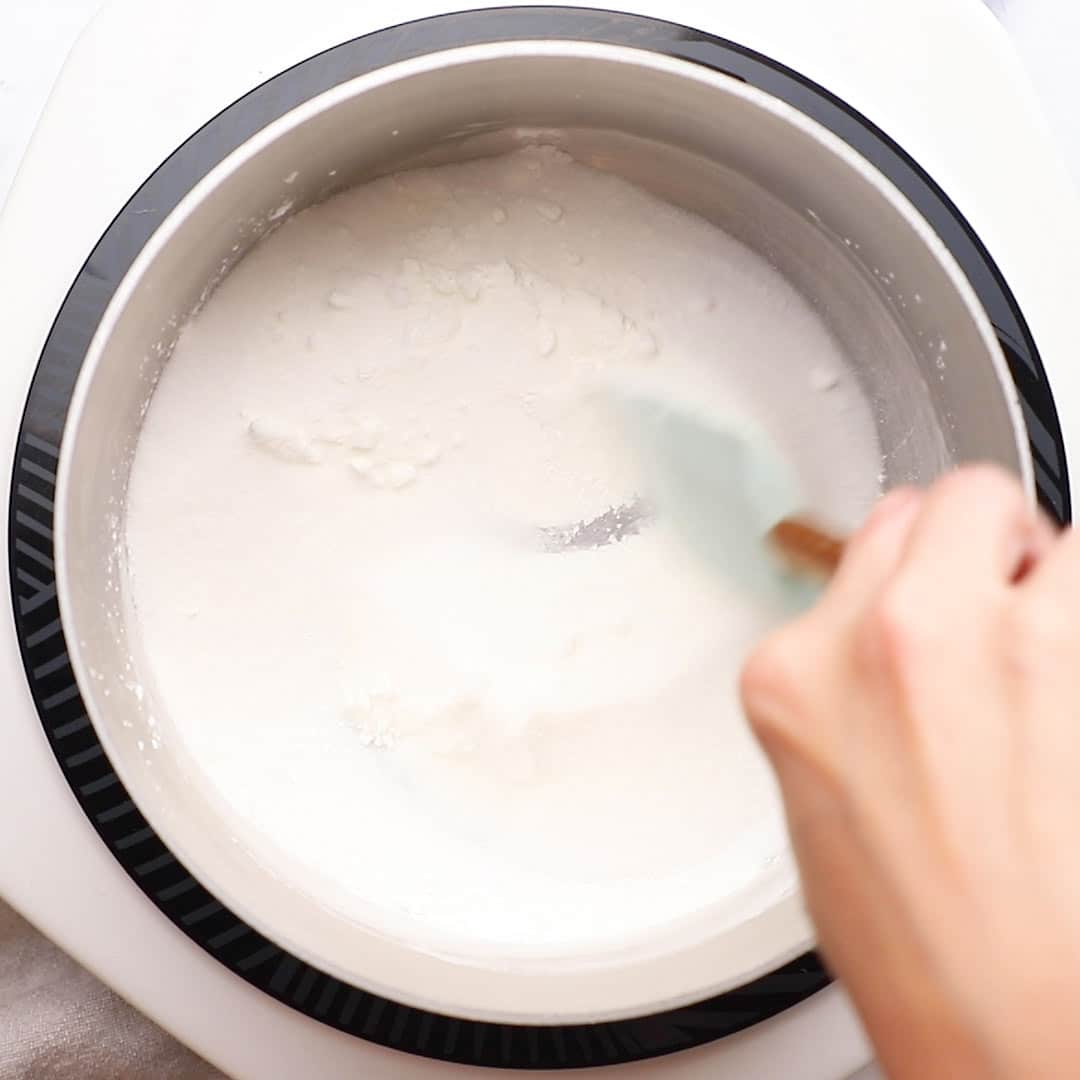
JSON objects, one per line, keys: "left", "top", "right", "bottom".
{"left": 56, "top": 41, "right": 1031, "bottom": 1024}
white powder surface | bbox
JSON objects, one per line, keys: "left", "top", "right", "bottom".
{"left": 124, "top": 147, "right": 881, "bottom": 958}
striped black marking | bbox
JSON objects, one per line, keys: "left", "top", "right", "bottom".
{"left": 237, "top": 944, "right": 280, "bottom": 972}
{"left": 53, "top": 714, "right": 90, "bottom": 739}
{"left": 134, "top": 851, "right": 176, "bottom": 876}
{"left": 313, "top": 978, "right": 340, "bottom": 1018}
{"left": 356, "top": 993, "right": 380, "bottom": 1033}
{"left": 79, "top": 772, "right": 119, "bottom": 796}
{"left": 292, "top": 967, "right": 319, "bottom": 1007}
{"left": 182, "top": 900, "right": 224, "bottom": 927}
{"left": 33, "top": 650, "right": 70, "bottom": 679}
{"left": 208, "top": 924, "right": 251, "bottom": 949}
{"left": 157, "top": 876, "right": 199, "bottom": 902}
{"left": 96, "top": 799, "right": 136, "bottom": 824}
{"left": 64, "top": 743, "right": 104, "bottom": 767}
{"left": 115, "top": 826, "right": 154, "bottom": 851}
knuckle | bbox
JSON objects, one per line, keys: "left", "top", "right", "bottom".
{"left": 860, "top": 581, "right": 935, "bottom": 674}
{"left": 847, "top": 496, "right": 901, "bottom": 550}
{"left": 867, "top": 485, "right": 920, "bottom": 527}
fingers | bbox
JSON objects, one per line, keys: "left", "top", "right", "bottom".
{"left": 818, "top": 486, "right": 925, "bottom": 622}
{"left": 742, "top": 468, "right": 1038, "bottom": 766}
{"left": 741, "top": 488, "right": 922, "bottom": 758}
{"left": 895, "top": 466, "right": 1044, "bottom": 601}
{"left": 1010, "top": 510, "right": 1058, "bottom": 584}
{"left": 1020, "top": 516, "right": 1078, "bottom": 596}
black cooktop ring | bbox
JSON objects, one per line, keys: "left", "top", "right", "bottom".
{"left": 8, "top": 7, "right": 1069, "bottom": 1070}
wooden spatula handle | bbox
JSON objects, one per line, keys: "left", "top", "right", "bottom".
{"left": 768, "top": 517, "right": 846, "bottom": 577}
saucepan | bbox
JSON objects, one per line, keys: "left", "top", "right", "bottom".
{"left": 55, "top": 41, "right": 1031, "bottom": 1024}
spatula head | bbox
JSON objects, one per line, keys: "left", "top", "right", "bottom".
{"left": 605, "top": 378, "right": 822, "bottom": 612}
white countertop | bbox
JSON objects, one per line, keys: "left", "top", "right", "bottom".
{"left": 0, "top": 3, "right": 1076, "bottom": 1079}
{"left": 2, "top": 1, "right": 1079, "bottom": 213}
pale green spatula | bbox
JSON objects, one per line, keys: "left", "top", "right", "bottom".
{"left": 543, "top": 378, "right": 845, "bottom": 612}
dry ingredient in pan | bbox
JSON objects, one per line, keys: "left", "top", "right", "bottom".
{"left": 124, "top": 145, "right": 881, "bottom": 954}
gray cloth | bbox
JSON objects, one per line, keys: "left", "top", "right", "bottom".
{"left": 0, "top": 902, "right": 221, "bottom": 1079}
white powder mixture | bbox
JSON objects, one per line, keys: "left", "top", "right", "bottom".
{"left": 125, "top": 146, "right": 881, "bottom": 957}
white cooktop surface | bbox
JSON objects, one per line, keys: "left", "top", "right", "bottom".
{"left": 0, "top": 3, "right": 1077, "bottom": 1079}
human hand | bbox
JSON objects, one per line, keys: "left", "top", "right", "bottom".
{"left": 740, "top": 466, "right": 1078, "bottom": 1080}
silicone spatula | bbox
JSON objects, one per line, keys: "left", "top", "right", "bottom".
{"left": 603, "top": 378, "right": 845, "bottom": 610}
